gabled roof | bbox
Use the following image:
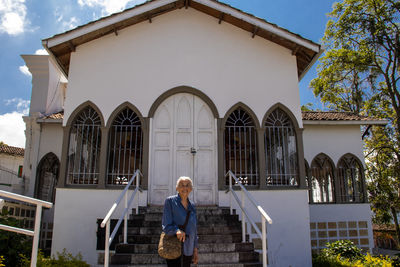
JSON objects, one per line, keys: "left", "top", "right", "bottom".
{"left": 302, "top": 111, "right": 388, "bottom": 125}
{"left": 0, "top": 145, "right": 25, "bottom": 157}
{"left": 42, "top": 0, "right": 321, "bottom": 79}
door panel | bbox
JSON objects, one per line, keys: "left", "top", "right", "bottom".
{"left": 193, "top": 96, "right": 216, "bottom": 205}
{"left": 150, "top": 93, "right": 216, "bottom": 205}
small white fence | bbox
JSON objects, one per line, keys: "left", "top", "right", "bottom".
{"left": 226, "top": 170, "right": 273, "bottom": 267}
{"left": 101, "top": 170, "right": 142, "bottom": 267}
{"left": 0, "top": 190, "right": 53, "bottom": 267}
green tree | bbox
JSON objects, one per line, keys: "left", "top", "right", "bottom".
{"left": 310, "top": 0, "right": 400, "bottom": 244}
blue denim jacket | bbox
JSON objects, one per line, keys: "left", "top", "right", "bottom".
{"left": 162, "top": 194, "right": 198, "bottom": 256}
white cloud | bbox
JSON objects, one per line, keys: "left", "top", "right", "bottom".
{"left": 35, "top": 49, "right": 48, "bottom": 55}
{"left": 62, "top": 16, "right": 79, "bottom": 30}
{"left": 5, "top": 98, "right": 30, "bottom": 115}
{"left": 77, "top": 0, "right": 146, "bottom": 15}
{"left": 0, "top": 98, "right": 29, "bottom": 148}
{"left": 0, "top": 111, "right": 26, "bottom": 147}
{"left": 19, "top": 65, "right": 31, "bottom": 76}
{"left": 0, "top": 0, "right": 28, "bottom": 35}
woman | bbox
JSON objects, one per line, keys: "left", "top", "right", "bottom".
{"left": 162, "top": 176, "right": 199, "bottom": 267}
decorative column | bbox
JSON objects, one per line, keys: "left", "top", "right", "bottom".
{"left": 296, "top": 128, "right": 307, "bottom": 189}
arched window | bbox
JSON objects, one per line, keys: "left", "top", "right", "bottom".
{"left": 310, "top": 154, "right": 335, "bottom": 203}
{"left": 264, "top": 108, "right": 298, "bottom": 186}
{"left": 66, "top": 106, "right": 101, "bottom": 184}
{"left": 224, "top": 108, "right": 258, "bottom": 186}
{"left": 338, "top": 155, "right": 364, "bottom": 202}
{"left": 35, "top": 153, "right": 59, "bottom": 202}
{"left": 107, "top": 108, "right": 143, "bottom": 185}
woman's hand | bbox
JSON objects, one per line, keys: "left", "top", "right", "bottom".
{"left": 192, "top": 248, "right": 198, "bottom": 264}
{"left": 176, "top": 229, "right": 186, "bottom": 242}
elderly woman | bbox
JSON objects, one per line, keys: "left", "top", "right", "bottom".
{"left": 162, "top": 176, "right": 199, "bottom": 267}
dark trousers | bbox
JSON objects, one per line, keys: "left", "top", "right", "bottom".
{"left": 166, "top": 255, "right": 193, "bottom": 267}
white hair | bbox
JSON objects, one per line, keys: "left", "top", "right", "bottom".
{"left": 176, "top": 176, "right": 193, "bottom": 189}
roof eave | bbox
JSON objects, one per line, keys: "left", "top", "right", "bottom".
{"left": 298, "top": 45, "right": 324, "bottom": 81}
{"left": 303, "top": 120, "right": 388, "bottom": 125}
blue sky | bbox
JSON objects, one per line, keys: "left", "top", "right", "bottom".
{"left": 0, "top": 0, "right": 337, "bottom": 147}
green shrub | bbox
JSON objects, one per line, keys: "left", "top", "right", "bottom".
{"left": 324, "top": 240, "right": 363, "bottom": 260}
{"left": 21, "top": 249, "right": 89, "bottom": 267}
{"left": 0, "top": 256, "right": 5, "bottom": 267}
{"left": 312, "top": 240, "right": 393, "bottom": 267}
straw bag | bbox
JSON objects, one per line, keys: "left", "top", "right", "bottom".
{"left": 158, "top": 211, "right": 191, "bottom": 259}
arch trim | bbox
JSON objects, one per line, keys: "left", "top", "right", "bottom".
{"left": 148, "top": 86, "right": 219, "bottom": 118}
{"left": 65, "top": 100, "right": 105, "bottom": 127}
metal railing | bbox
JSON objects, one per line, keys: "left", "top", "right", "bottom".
{"left": 0, "top": 190, "right": 53, "bottom": 267}
{"left": 226, "top": 170, "right": 272, "bottom": 267}
{"left": 101, "top": 170, "right": 142, "bottom": 267}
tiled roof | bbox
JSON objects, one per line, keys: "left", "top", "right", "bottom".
{"left": 41, "top": 111, "right": 64, "bottom": 120}
{"left": 0, "top": 145, "right": 25, "bottom": 157}
{"left": 42, "top": 110, "right": 385, "bottom": 123}
{"left": 302, "top": 111, "right": 382, "bottom": 121}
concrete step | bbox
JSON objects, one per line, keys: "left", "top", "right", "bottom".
{"left": 110, "top": 263, "right": 261, "bottom": 267}
{"left": 124, "top": 234, "right": 248, "bottom": 244}
{"left": 135, "top": 206, "right": 235, "bottom": 215}
{"left": 116, "top": 243, "right": 255, "bottom": 254}
{"left": 129, "top": 214, "right": 240, "bottom": 225}
{"left": 125, "top": 226, "right": 242, "bottom": 235}
{"left": 111, "top": 252, "right": 259, "bottom": 265}
{"left": 128, "top": 219, "right": 241, "bottom": 228}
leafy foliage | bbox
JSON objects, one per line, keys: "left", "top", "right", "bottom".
{"left": 20, "top": 249, "right": 89, "bottom": 267}
{"left": 313, "top": 240, "right": 393, "bottom": 266}
{"left": 310, "top": 0, "right": 400, "bottom": 243}
{"left": 324, "top": 240, "right": 363, "bottom": 260}
{"left": 0, "top": 256, "right": 5, "bottom": 267}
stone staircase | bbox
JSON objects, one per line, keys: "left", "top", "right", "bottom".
{"left": 105, "top": 206, "right": 262, "bottom": 267}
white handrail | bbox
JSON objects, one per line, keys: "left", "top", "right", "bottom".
{"left": 0, "top": 190, "right": 53, "bottom": 267}
{"left": 101, "top": 170, "right": 142, "bottom": 267}
{"left": 225, "top": 170, "right": 272, "bottom": 267}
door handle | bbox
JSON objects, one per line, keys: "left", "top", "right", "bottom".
{"left": 190, "top": 147, "right": 197, "bottom": 155}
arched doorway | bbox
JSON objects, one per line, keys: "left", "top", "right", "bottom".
{"left": 35, "top": 153, "right": 59, "bottom": 202}
{"left": 149, "top": 93, "right": 217, "bottom": 205}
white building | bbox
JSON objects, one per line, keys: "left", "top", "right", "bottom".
{"left": 0, "top": 145, "right": 24, "bottom": 192}
{"left": 20, "top": 1, "right": 386, "bottom": 266}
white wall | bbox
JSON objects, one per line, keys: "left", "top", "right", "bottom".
{"left": 219, "top": 190, "right": 312, "bottom": 267}
{"left": 51, "top": 188, "right": 148, "bottom": 266}
{"left": 309, "top": 204, "right": 374, "bottom": 251}
{"left": 0, "top": 153, "right": 24, "bottom": 192}
{"left": 25, "top": 122, "right": 63, "bottom": 197}
{"left": 65, "top": 8, "right": 302, "bottom": 126}
{"left": 303, "top": 124, "right": 364, "bottom": 165}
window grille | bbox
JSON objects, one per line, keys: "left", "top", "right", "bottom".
{"left": 338, "top": 155, "right": 364, "bottom": 202}
{"left": 67, "top": 106, "right": 101, "bottom": 184}
{"left": 36, "top": 153, "right": 59, "bottom": 202}
{"left": 309, "top": 154, "right": 335, "bottom": 203}
{"left": 264, "top": 108, "right": 298, "bottom": 186}
{"left": 107, "top": 108, "right": 143, "bottom": 185}
{"left": 224, "top": 108, "right": 259, "bottom": 186}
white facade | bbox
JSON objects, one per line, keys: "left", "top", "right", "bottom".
{"left": 20, "top": 2, "right": 378, "bottom": 266}
{"left": 64, "top": 8, "right": 302, "bottom": 126}
{"left": 0, "top": 151, "right": 24, "bottom": 192}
